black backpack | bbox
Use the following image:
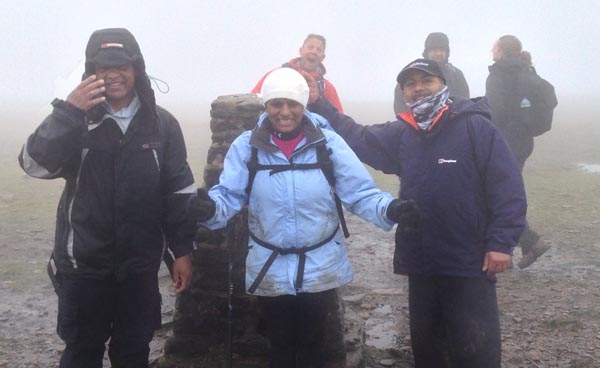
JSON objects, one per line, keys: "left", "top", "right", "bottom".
{"left": 512, "top": 68, "right": 558, "bottom": 137}
{"left": 246, "top": 143, "right": 350, "bottom": 238}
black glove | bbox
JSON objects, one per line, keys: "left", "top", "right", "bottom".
{"left": 386, "top": 199, "right": 421, "bottom": 233}
{"left": 194, "top": 226, "right": 226, "bottom": 245}
{"left": 188, "top": 188, "right": 216, "bottom": 222}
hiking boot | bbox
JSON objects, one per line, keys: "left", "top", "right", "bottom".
{"left": 518, "top": 239, "right": 551, "bottom": 269}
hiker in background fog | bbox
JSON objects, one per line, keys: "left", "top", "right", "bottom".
{"left": 394, "top": 32, "right": 470, "bottom": 115}
{"left": 252, "top": 33, "right": 344, "bottom": 113}
{"left": 18, "top": 28, "right": 196, "bottom": 368}
{"left": 188, "top": 68, "right": 418, "bottom": 367}
{"left": 307, "top": 58, "right": 526, "bottom": 368}
{"left": 486, "top": 34, "right": 558, "bottom": 269}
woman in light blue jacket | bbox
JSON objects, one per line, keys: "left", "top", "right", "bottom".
{"left": 190, "top": 68, "right": 418, "bottom": 367}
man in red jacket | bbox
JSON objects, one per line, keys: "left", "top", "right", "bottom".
{"left": 252, "top": 33, "right": 344, "bottom": 113}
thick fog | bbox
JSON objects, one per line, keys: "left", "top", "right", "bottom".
{"left": 1, "top": 0, "right": 599, "bottom": 121}
{"left": 1, "top": 3, "right": 600, "bottom": 365}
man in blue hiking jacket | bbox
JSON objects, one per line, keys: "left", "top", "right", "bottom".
{"left": 307, "top": 59, "right": 526, "bottom": 368}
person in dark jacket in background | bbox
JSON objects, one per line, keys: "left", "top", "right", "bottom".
{"left": 308, "top": 59, "right": 526, "bottom": 368}
{"left": 486, "top": 35, "right": 553, "bottom": 269}
{"left": 394, "top": 32, "right": 470, "bottom": 115}
{"left": 18, "top": 28, "right": 196, "bottom": 368}
{"left": 252, "top": 33, "right": 344, "bottom": 113}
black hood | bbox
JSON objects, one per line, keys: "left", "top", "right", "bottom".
{"left": 84, "top": 28, "right": 156, "bottom": 115}
{"left": 422, "top": 32, "right": 450, "bottom": 61}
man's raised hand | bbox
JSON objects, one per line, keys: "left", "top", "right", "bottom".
{"left": 66, "top": 75, "right": 106, "bottom": 111}
{"left": 298, "top": 70, "right": 319, "bottom": 104}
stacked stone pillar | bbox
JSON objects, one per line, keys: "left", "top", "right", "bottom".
{"left": 156, "top": 94, "right": 365, "bottom": 367}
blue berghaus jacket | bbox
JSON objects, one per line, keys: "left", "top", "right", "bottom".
{"left": 309, "top": 96, "right": 526, "bottom": 279}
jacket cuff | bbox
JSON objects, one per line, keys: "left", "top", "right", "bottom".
{"left": 486, "top": 241, "right": 514, "bottom": 255}
{"left": 308, "top": 96, "right": 333, "bottom": 113}
{"left": 171, "top": 240, "right": 194, "bottom": 258}
{"left": 52, "top": 98, "right": 86, "bottom": 121}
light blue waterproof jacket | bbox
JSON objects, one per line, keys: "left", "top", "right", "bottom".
{"left": 204, "top": 111, "right": 395, "bottom": 296}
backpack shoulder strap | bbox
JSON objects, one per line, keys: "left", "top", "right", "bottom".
{"left": 316, "top": 144, "right": 335, "bottom": 187}
{"left": 246, "top": 143, "right": 350, "bottom": 238}
{"left": 246, "top": 146, "right": 259, "bottom": 196}
{"left": 316, "top": 143, "right": 350, "bottom": 238}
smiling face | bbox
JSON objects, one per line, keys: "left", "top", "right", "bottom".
{"left": 298, "top": 37, "right": 325, "bottom": 72}
{"left": 426, "top": 47, "right": 449, "bottom": 64}
{"left": 401, "top": 70, "right": 445, "bottom": 105}
{"left": 94, "top": 63, "right": 136, "bottom": 110}
{"left": 265, "top": 98, "right": 304, "bottom": 133}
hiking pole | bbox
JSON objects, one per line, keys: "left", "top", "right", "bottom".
{"left": 163, "top": 249, "right": 175, "bottom": 277}
{"left": 226, "top": 218, "right": 236, "bottom": 368}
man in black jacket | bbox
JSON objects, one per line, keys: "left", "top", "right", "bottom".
{"left": 18, "top": 28, "right": 196, "bottom": 368}
{"left": 394, "top": 32, "right": 470, "bottom": 115}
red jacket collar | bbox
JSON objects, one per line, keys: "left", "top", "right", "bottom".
{"left": 398, "top": 105, "right": 450, "bottom": 131}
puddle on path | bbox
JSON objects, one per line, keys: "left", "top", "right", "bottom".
{"left": 365, "top": 318, "right": 398, "bottom": 349}
{"left": 577, "top": 163, "right": 600, "bottom": 174}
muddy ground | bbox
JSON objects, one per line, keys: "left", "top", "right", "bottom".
{"left": 1, "top": 108, "right": 599, "bottom": 367}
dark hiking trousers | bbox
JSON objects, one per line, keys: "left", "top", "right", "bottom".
{"left": 408, "top": 274, "right": 501, "bottom": 368}
{"left": 56, "top": 272, "right": 161, "bottom": 368}
{"left": 516, "top": 157, "right": 539, "bottom": 253}
{"left": 257, "top": 288, "right": 338, "bottom": 368}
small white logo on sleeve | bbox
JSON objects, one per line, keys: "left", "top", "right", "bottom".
{"left": 101, "top": 43, "right": 124, "bottom": 49}
{"left": 438, "top": 158, "right": 457, "bottom": 164}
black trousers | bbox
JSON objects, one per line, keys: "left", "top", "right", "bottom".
{"left": 257, "top": 288, "right": 338, "bottom": 368}
{"left": 516, "top": 156, "right": 539, "bottom": 253}
{"left": 56, "top": 272, "right": 161, "bottom": 368}
{"left": 408, "top": 274, "right": 501, "bottom": 368}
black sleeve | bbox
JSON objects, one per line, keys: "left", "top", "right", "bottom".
{"left": 485, "top": 73, "right": 510, "bottom": 131}
{"left": 160, "top": 111, "right": 197, "bottom": 258}
{"left": 309, "top": 97, "right": 404, "bottom": 175}
{"left": 468, "top": 117, "right": 527, "bottom": 252}
{"left": 454, "top": 69, "right": 470, "bottom": 99}
{"left": 18, "top": 99, "right": 86, "bottom": 179}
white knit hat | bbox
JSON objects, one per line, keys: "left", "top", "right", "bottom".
{"left": 260, "top": 68, "right": 309, "bottom": 107}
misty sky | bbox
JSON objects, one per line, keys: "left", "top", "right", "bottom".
{"left": 2, "top": 0, "right": 599, "bottom": 117}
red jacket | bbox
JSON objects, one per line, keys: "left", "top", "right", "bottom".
{"left": 251, "top": 58, "right": 344, "bottom": 113}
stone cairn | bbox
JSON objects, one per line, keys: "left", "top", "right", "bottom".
{"left": 156, "top": 94, "right": 366, "bottom": 367}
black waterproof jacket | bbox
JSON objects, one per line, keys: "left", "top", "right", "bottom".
{"left": 485, "top": 56, "right": 536, "bottom": 165}
{"left": 19, "top": 72, "right": 195, "bottom": 281}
